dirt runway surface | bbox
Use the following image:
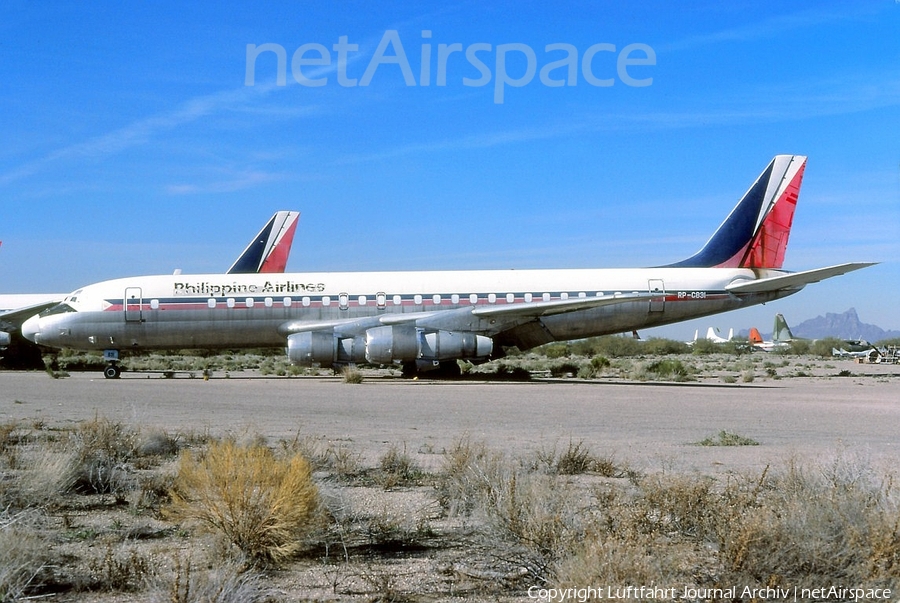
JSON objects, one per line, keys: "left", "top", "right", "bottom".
{"left": 3, "top": 367, "right": 898, "bottom": 474}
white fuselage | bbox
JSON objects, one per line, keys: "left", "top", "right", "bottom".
{"left": 23, "top": 266, "right": 793, "bottom": 352}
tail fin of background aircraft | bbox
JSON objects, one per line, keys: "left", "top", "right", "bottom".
{"left": 667, "top": 155, "right": 806, "bottom": 269}
{"left": 748, "top": 327, "right": 763, "bottom": 344}
{"left": 227, "top": 211, "right": 300, "bottom": 274}
{"left": 773, "top": 313, "right": 795, "bottom": 342}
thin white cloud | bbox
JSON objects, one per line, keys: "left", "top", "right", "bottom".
{"left": 660, "top": 6, "right": 875, "bottom": 53}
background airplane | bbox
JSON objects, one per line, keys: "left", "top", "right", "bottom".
{"left": 749, "top": 313, "right": 876, "bottom": 355}
{"left": 1, "top": 211, "right": 299, "bottom": 361}
{"left": 688, "top": 326, "right": 734, "bottom": 346}
{"left": 21, "top": 156, "right": 875, "bottom": 378}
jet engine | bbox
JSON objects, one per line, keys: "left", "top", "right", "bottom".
{"left": 287, "top": 331, "right": 366, "bottom": 366}
{"left": 287, "top": 325, "right": 492, "bottom": 368}
{"left": 365, "top": 325, "right": 492, "bottom": 364}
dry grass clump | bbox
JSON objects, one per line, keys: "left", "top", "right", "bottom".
{"left": 377, "top": 443, "right": 424, "bottom": 489}
{"left": 278, "top": 433, "right": 364, "bottom": 482}
{"left": 0, "top": 509, "right": 54, "bottom": 601}
{"left": 532, "top": 439, "right": 627, "bottom": 477}
{"left": 167, "top": 439, "right": 320, "bottom": 565}
{"left": 341, "top": 366, "right": 364, "bottom": 383}
{"left": 437, "top": 437, "right": 590, "bottom": 582}
{"left": 554, "top": 455, "right": 900, "bottom": 592}
{"left": 718, "top": 455, "right": 900, "bottom": 589}
{"left": 148, "top": 555, "right": 270, "bottom": 603}
{"left": 696, "top": 430, "right": 760, "bottom": 447}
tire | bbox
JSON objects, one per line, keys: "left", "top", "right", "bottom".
{"left": 103, "top": 364, "right": 121, "bottom": 379}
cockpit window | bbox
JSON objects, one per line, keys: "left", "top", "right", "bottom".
{"left": 40, "top": 303, "right": 77, "bottom": 317}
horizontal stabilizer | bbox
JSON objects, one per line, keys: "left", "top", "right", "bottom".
{"left": 725, "top": 262, "right": 876, "bottom": 294}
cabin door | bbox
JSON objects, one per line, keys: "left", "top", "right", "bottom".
{"left": 648, "top": 279, "right": 665, "bottom": 313}
{"left": 124, "top": 287, "right": 143, "bottom": 322}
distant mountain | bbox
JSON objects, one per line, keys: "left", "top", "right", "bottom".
{"left": 790, "top": 308, "right": 900, "bottom": 342}
{"left": 739, "top": 308, "right": 900, "bottom": 343}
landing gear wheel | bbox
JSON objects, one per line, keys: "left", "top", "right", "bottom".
{"left": 103, "top": 364, "right": 121, "bottom": 379}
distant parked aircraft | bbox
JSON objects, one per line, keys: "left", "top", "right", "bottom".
{"left": 688, "top": 326, "right": 734, "bottom": 345}
{"left": 21, "top": 155, "right": 876, "bottom": 378}
{"left": 749, "top": 313, "right": 876, "bottom": 355}
{"left": 1, "top": 211, "right": 299, "bottom": 352}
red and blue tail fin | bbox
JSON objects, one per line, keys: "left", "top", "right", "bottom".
{"left": 668, "top": 155, "right": 806, "bottom": 269}
{"left": 227, "top": 210, "right": 300, "bottom": 274}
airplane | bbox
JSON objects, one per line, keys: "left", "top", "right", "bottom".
{"left": 688, "top": 326, "right": 734, "bottom": 345}
{"left": 1, "top": 211, "right": 299, "bottom": 354}
{"left": 21, "top": 155, "right": 876, "bottom": 379}
{"left": 749, "top": 313, "right": 877, "bottom": 355}
{"left": 748, "top": 313, "right": 793, "bottom": 351}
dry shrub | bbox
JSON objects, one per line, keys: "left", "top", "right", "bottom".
{"left": 66, "top": 416, "right": 139, "bottom": 496}
{"left": 437, "top": 437, "right": 588, "bottom": 582}
{"left": 85, "top": 543, "right": 151, "bottom": 592}
{"left": 278, "top": 433, "right": 364, "bottom": 481}
{"left": 167, "top": 439, "right": 319, "bottom": 565}
{"left": 533, "top": 439, "right": 625, "bottom": 477}
{"left": 377, "top": 443, "right": 423, "bottom": 489}
{"left": 149, "top": 555, "right": 269, "bottom": 603}
{"left": 554, "top": 531, "right": 686, "bottom": 587}
{"left": 0, "top": 509, "right": 53, "bottom": 600}
{"left": 341, "top": 366, "right": 364, "bottom": 383}
{"left": 436, "top": 436, "right": 505, "bottom": 516}
{"left": 480, "top": 470, "right": 588, "bottom": 583}
{"left": 7, "top": 447, "right": 81, "bottom": 509}
{"left": 718, "top": 455, "right": 900, "bottom": 589}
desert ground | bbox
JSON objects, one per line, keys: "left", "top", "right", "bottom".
{"left": 1, "top": 359, "right": 899, "bottom": 601}
{"left": 4, "top": 363, "right": 899, "bottom": 474}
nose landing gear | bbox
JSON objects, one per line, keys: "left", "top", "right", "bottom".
{"left": 103, "top": 350, "right": 121, "bottom": 379}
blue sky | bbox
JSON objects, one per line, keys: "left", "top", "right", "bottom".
{"left": 2, "top": 1, "right": 898, "bottom": 340}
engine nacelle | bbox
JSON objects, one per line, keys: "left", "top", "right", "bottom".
{"left": 287, "top": 331, "right": 335, "bottom": 366}
{"left": 365, "top": 325, "right": 492, "bottom": 364}
{"left": 287, "top": 331, "right": 367, "bottom": 367}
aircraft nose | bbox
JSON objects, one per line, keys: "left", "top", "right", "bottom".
{"left": 21, "top": 315, "right": 41, "bottom": 344}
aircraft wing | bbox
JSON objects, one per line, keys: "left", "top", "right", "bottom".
{"left": 278, "top": 292, "right": 654, "bottom": 337}
{"left": 725, "top": 263, "right": 876, "bottom": 294}
{"left": 470, "top": 292, "right": 654, "bottom": 318}
{"left": 0, "top": 300, "right": 61, "bottom": 329}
